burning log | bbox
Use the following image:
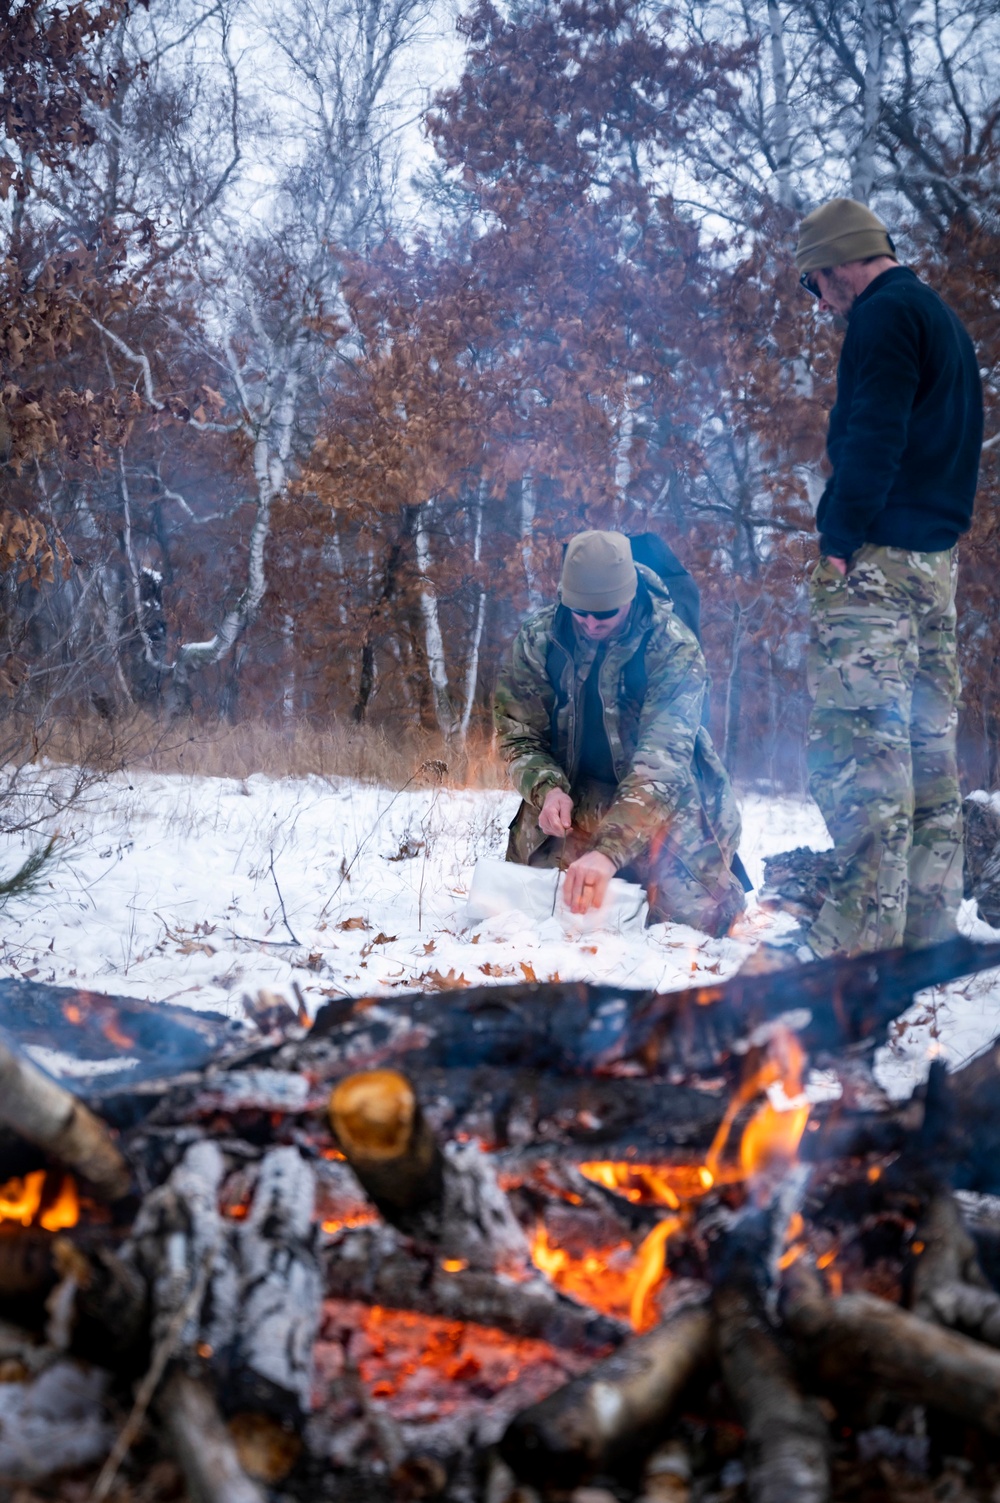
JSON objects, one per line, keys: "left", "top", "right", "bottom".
{"left": 710, "top": 1205, "right": 829, "bottom": 1503}
{"left": 158, "top": 1370, "right": 267, "bottom": 1503}
{"left": 0, "top": 1036, "right": 130, "bottom": 1201}
{"left": 330, "top": 1068, "right": 532, "bottom": 1275}
{"left": 499, "top": 1284, "right": 712, "bottom": 1486}
{"left": 324, "top": 1222, "right": 625, "bottom": 1349}
{"left": 714, "top": 1282, "right": 829, "bottom": 1503}
{"left": 783, "top": 1260, "right": 1000, "bottom": 1436}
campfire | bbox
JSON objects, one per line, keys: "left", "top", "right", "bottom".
{"left": 3, "top": 938, "right": 1000, "bottom": 1501}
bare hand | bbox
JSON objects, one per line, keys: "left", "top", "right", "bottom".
{"left": 827, "top": 556, "right": 848, "bottom": 575}
{"left": 562, "top": 851, "right": 616, "bottom": 915}
{"left": 539, "top": 787, "right": 574, "bottom": 838}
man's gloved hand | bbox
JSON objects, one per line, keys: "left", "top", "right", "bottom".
{"left": 563, "top": 851, "right": 616, "bottom": 914}
{"left": 539, "top": 787, "right": 574, "bottom": 837}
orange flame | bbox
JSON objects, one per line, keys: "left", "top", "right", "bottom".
{"left": 39, "top": 1175, "right": 79, "bottom": 1232}
{"left": 537, "top": 1028, "right": 812, "bottom": 1329}
{"left": 0, "top": 1171, "right": 45, "bottom": 1226}
{"left": 0, "top": 1171, "right": 80, "bottom": 1230}
{"left": 530, "top": 1215, "right": 681, "bottom": 1333}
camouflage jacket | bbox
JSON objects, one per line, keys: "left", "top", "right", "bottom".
{"left": 494, "top": 567, "right": 740, "bottom": 871}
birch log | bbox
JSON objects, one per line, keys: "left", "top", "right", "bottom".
{"left": 0, "top": 1037, "right": 130, "bottom": 1201}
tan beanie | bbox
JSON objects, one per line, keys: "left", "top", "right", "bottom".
{"left": 560, "top": 531, "right": 637, "bottom": 612}
{"left": 795, "top": 198, "right": 896, "bottom": 273}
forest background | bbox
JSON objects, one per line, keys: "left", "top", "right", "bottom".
{"left": 2, "top": 0, "right": 998, "bottom": 802}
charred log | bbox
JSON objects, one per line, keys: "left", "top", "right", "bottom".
{"left": 500, "top": 1284, "right": 712, "bottom": 1486}
{"left": 911, "top": 1187, "right": 991, "bottom": 1314}
{"left": 710, "top": 1209, "right": 829, "bottom": 1503}
{"left": 302, "top": 937, "right": 1000, "bottom": 1083}
{"left": 783, "top": 1261, "right": 1000, "bottom": 1436}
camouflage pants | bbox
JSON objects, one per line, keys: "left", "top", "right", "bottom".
{"left": 522, "top": 777, "right": 746, "bottom": 938}
{"left": 806, "top": 544, "right": 963, "bottom": 958}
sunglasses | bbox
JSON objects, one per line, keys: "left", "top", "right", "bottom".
{"left": 570, "top": 606, "right": 621, "bottom": 621}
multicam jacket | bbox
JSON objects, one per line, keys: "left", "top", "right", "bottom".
{"left": 494, "top": 567, "right": 741, "bottom": 871}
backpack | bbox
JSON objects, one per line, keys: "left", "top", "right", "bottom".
{"left": 628, "top": 533, "right": 701, "bottom": 642}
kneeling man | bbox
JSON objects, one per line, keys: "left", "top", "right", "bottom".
{"left": 494, "top": 530, "right": 746, "bottom": 936}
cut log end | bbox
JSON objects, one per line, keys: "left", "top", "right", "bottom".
{"left": 328, "top": 1068, "right": 443, "bottom": 1223}
{"left": 330, "top": 1069, "right": 419, "bottom": 1162}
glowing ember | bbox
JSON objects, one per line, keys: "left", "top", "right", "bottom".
{"left": 0, "top": 1171, "right": 80, "bottom": 1230}
{"left": 320, "top": 1210, "right": 379, "bottom": 1236}
{"left": 39, "top": 1175, "right": 79, "bottom": 1232}
{"left": 0, "top": 1171, "right": 45, "bottom": 1227}
{"left": 319, "top": 1299, "right": 592, "bottom": 1421}
{"left": 101, "top": 1016, "right": 137, "bottom": 1050}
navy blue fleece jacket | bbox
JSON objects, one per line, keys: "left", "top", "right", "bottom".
{"left": 816, "top": 266, "right": 983, "bottom": 558}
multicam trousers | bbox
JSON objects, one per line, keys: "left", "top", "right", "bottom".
{"left": 520, "top": 776, "right": 746, "bottom": 938}
{"left": 806, "top": 543, "right": 963, "bottom": 958}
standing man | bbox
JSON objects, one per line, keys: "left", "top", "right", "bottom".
{"left": 793, "top": 198, "right": 982, "bottom": 958}
{"left": 494, "top": 530, "right": 746, "bottom": 936}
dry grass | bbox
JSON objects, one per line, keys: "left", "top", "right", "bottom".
{"left": 10, "top": 711, "right": 509, "bottom": 791}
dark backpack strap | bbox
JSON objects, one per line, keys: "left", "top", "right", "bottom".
{"left": 621, "top": 627, "right": 652, "bottom": 706}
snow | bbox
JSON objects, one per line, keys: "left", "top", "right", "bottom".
{"left": 1, "top": 767, "right": 998, "bottom": 1100}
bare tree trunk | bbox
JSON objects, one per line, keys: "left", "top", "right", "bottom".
{"left": 414, "top": 503, "right": 460, "bottom": 744}
{"left": 173, "top": 337, "right": 303, "bottom": 694}
{"left": 460, "top": 486, "right": 487, "bottom": 738}
{"left": 613, "top": 372, "right": 644, "bottom": 524}
{"left": 354, "top": 517, "right": 413, "bottom": 724}
{"left": 851, "top": 0, "right": 882, "bottom": 203}
{"left": 520, "top": 475, "right": 543, "bottom": 612}
{"left": 767, "top": 3, "right": 797, "bottom": 209}
{"left": 724, "top": 600, "right": 747, "bottom": 776}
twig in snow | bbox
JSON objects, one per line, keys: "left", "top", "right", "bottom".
{"left": 269, "top": 847, "right": 301, "bottom": 945}
{"left": 318, "top": 761, "right": 447, "bottom": 921}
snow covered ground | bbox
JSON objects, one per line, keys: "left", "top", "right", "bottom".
{"left": 1, "top": 764, "right": 998, "bottom": 1099}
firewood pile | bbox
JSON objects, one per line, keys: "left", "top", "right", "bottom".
{"left": 4, "top": 938, "right": 1000, "bottom": 1502}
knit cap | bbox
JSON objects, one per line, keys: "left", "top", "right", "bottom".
{"left": 795, "top": 198, "right": 896, "bottom": 273}
{"left": 559, "top": 531, "right": 637, "bottom": 612}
